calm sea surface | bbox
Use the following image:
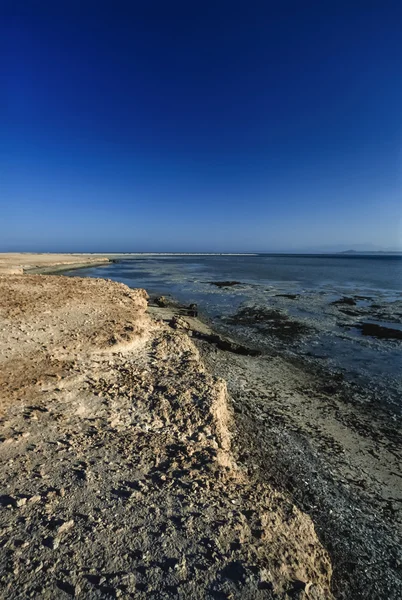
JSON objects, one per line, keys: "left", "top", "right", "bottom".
{"left": 67, "top": 254, "right": 402, "bottom": 410}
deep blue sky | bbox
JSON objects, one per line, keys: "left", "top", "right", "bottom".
{"left": 1, "top": 2, "right": 401, "bottom": 252}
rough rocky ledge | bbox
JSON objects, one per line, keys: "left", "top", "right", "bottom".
{"left": 0, "top": 275, "right": 332, "bottom": 599}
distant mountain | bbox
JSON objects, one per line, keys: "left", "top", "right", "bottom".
{"left": 276, "top": 243, "right": 402, "bottom": 254}
{"left": 339, "top": 249, "right": 402, "bottom": 255}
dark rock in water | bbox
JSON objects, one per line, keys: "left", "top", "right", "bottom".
{"left": 188, "top": 303, "right": 198, "bottom": 316}
{"left": 191, "top": 329, "right": 261, "bottom": 356}
{"left": 360, "top": 322, "right": 402, "bottom": 340}
{"left": 275, "top": 293, "right": 300, "bottom": 300}
{"left": 337, "top": 321, "right": 353, "bottom": 329}
{"left": 227, "top": 306, "right": 312, "bottom": 340}
{"left": 208, "top": 281, "right": 242, "bottom": 288}
{"left": 339, "top": 308, "right": 360, "bottom": 317}
{"left": 320, "top": 384, "right": 339, "bottom": 395}
{"left": 216, "top": 338, "right": 261, "bottom": 356}
{"left": 154, "top": 296, "right": 169, "bottom": 307}
{"left": 230, "top": 307, "right": 283, "bottom": 324}
{"left": 331, "top": 297, "right": 357, "bottom": 306}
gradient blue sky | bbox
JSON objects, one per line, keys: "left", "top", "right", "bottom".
{"left": 1, "top": 2, "right": 401, "bottom": 252}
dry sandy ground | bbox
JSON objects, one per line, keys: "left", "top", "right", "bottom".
{"left": 0, "top": 275, "right": 332, "bottom": 599}
{"left": 0, "top": 253, "right": 109, "bottom": 275}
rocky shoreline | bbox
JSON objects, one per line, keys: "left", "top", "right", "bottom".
{"left": 1, "top": 261, "right": 401, "bottom": 599}
{"left": 0, "top": 274, "right": 333, "bottom": 599}
{"left": 148, "top": 296, "right": 402, "bottom": 600}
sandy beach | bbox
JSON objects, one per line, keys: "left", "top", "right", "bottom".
{"left": 0, "top": 253, "right": 110, "bottom": 275}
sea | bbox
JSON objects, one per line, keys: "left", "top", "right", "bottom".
{"left": 66, "top": 254, "right": 402, "bottom": 411}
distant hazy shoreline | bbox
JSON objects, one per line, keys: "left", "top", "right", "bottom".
{"left": 70, "top": 251, "right": 402, "bottom": 257}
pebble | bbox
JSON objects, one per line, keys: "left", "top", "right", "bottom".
{"left": 57, "top": 520, "right": 74, "bottom": 535}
